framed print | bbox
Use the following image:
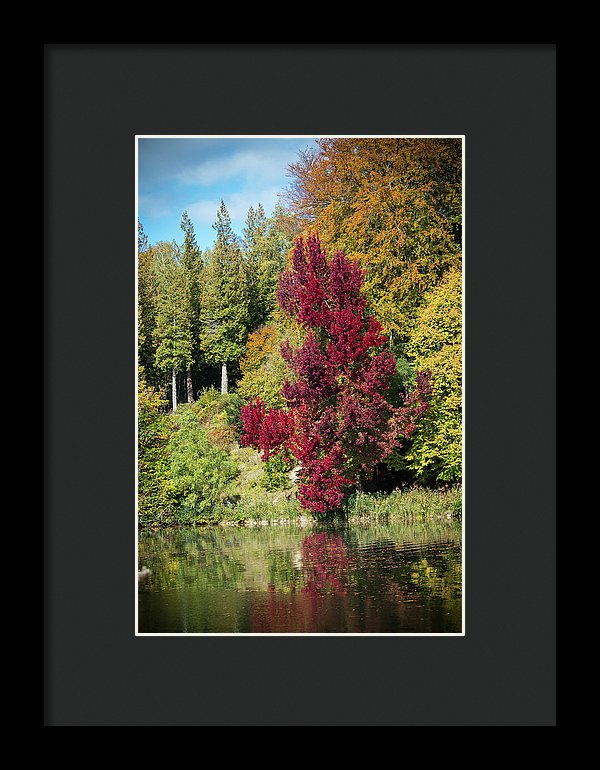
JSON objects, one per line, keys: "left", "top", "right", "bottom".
{"left": 45, "top": 44, "right": 556, "bottom": 726}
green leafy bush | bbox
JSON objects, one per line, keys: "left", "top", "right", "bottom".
{"left": 137, "top": 374, "right": 176, "bottom": 526}
{"left": 259, "top": 451, "right": 293, "bottom": 491}
{"left": 169, "top": 407, "right": 239, "bottom": 521}
{"left": 451, "top": 492, "right": 462, "bottom": 518}
{"left": 194, "top": 387, "right": 245, "bottom": 441}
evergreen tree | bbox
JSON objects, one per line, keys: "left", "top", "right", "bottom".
{"left": 243, "top": 203, "right": 288, "bottom": 330}
{"left": 199, "top": 201, "right": 250, "bottom": 393}
{"left": 138, "top": 219, "right": 149, "bottom": 253}
{"left": 152, "top": 243, "right": 194, "bottom": 411}
{"left": 137, "top": 221, "right": 159, "bottom": 388}
{"left": 180, "top": 210, "right": 201, "bottom": 272}
{"left": 242, "top": 204, "right": 262, "bottom": 252}
{"left": 180, "top": 211, "right": 203, "bottom": 401}
{"left": 214, "top": 198, "right": 239, "bottom": 255}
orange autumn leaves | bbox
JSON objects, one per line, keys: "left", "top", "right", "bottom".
{"left": 285, "top": 137, "right": 462, "bottom": 338}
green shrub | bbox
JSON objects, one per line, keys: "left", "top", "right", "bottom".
{"left": 169, "top": 407, "right": 239, "bottom": 521}
{"left": 260, "top": 452, "right": 292, "bottom": 491}
{"left": 221, "top": 391, "right": 245, "bottom": 435}
{"left": 193, "top": 387, "right": 245, "bottom": 441}
{"left": 451, "top": 491, "right": 462, "bottom": 518}
{"left": 137, "top": 375, "right": 176, "bottom": 526}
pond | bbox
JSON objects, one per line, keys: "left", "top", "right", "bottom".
{"left": 137, "top": 518, "right": 462, "bottom": 634}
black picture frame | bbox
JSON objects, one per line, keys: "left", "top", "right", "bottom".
{"left": 44, "top": 43, "right": 556, "bottom": 726}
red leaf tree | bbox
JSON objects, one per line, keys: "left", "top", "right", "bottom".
{"left": 241, "top": 234, "right": 432, "bottom": 514}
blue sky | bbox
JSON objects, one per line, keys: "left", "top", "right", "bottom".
{"left": 137, "top": 136, "right": 319, "bottom": 251}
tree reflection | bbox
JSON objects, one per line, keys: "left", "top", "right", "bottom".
{"left": 300, "top": 532, "right": 349, "bottom": 596}
{"left": 138, "top": 522, "right": 462, "bottom": 633}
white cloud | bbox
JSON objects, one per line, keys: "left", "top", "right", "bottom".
{"left": 138, "top": 194, "right": 173, "bottom": 219}
{"left": 176, "top": 147, "right": 298, "bottom": 187}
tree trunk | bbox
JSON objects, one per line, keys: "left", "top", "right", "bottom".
{"left": 221, "top": 362, "right": 228, "bottom": 394}
{"left": 172, "top": 367, "right": 177, "bottom": 412}
{"left": 186, "top": 369, "right": 194, "bottom": 402}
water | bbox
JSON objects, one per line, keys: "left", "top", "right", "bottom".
{"left": 137, "top": 519, "right": 462, "bottom": 634}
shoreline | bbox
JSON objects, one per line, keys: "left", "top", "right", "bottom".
{"left": 138, "top": 512, "right": 463, "bottom": 531}
{"left": 138, "top": 486, "right": 462, "bottom": 530}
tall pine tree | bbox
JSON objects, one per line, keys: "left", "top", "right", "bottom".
{"left": 180, "top": 211, "right": 202, "bottom": 401}
{"left": 243, "top": 203, "right": 288, "bottom": 330}
{"left": 152, "top": 242, "right": 193, "bottom": 411}
{"left": 199, "top": 200, "right": 250, "bottom": 393}
{"left": 137, "top": 221, "right": 165, "bottom": 390}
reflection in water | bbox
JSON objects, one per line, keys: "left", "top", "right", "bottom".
{"left": 301, "top": 533, "right": 349, "bottom": 596}
{"left": 138, "top": 520, "right": 462, "bottom": 634}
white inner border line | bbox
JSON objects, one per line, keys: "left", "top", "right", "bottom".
{"left": 134, "top": 134, "right": 466, "bottom": 637}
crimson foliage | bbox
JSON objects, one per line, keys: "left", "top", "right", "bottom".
{"left": 241, "top": 234, "right": 431, "bottom": 514}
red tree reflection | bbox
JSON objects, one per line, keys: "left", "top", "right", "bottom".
{"left": 250, "top": 532, "right": 350, "bottom": 632}
{"left": 301, "top": 532, "right": 349, "bottom": 597}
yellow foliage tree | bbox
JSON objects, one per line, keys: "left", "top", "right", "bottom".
{"left": 285, "top": 137, "right": 462, "bottom": 339}
{"left": 237, "top": 321, "right": 303, "bottom": 409}
{"left": 398, "top": 268, "right": 462, "bottom": 482}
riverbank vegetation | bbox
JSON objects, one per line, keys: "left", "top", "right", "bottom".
{"left": 138, "top": 138, "right": 462, "bottom": 528}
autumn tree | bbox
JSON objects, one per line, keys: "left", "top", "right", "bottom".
{"left": 395, "top": 268, "right": 462, "bottom": 482}
{"left": 285, "top": 138, "right": 462, "bottom": 341}
{"left": 270, "top": 201, "right": 304, "bottom": 244}
{"left": 240, "top": 235, "right": 432, "bottom": 515}
{"left": 199, "top": 200, "right": 250, "bottom": 393}
{"left": 237, "top": 323, "right": 303, "bottom": 410}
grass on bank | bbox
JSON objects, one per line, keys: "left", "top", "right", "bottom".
{"left": 140, "top": 483, "right": 462, "bottom": 528}
{"left": 344, "top": 485, "right": 462, "bottom": 523}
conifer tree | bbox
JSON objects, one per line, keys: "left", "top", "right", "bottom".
{"left": 199, "top": 200, "right": 250, "bottom": 393}
{"left": 152, "top": 243, "right": 193, "bottom": 411}
{"left": 243, "top": 203, "right": 288, "bottom": 330}
{"left": 138, "top": 219, "right": 149, "bottom": 253}
{"left": 137, "top": 221, "right": 160, "bottom": 388}
{"left": 180, "top": 211, "right": 202, "bottom": 401}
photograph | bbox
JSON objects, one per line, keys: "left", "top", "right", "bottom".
{"left": 136, "top": 135, "right": 464, "bottom": 635}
